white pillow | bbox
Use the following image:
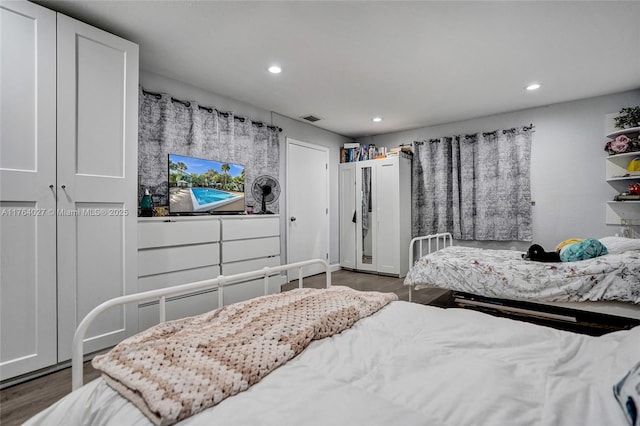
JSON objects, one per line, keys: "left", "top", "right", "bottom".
{"left": 598, "top": 237, "right": 640, "bottom": 254}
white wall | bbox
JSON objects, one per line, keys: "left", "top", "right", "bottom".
{"left": 357, "top": 90, "right": 640, "bottom": 250}
{"left": 139, "top": 70, "right": 351, "bottom": 266}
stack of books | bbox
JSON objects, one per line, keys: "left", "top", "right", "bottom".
{"left": 340, "top": 143, "right": 387, "bottom": 163}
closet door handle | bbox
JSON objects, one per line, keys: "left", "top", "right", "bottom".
{"left": 61, "top": 185, "right": 66, "bottom": 189}
{"left": 290, "top": 216, "right": 297, "bottom": 222}
{"left": 49, "top": 184, "right": 54, "bottom": 189}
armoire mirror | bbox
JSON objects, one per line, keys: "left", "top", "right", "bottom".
{"left": 361, "top": 166, "right": 373, "bottom": 265}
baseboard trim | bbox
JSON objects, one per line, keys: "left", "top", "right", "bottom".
{"left": 330, "top": 263, "right": 341, "bottom": 272}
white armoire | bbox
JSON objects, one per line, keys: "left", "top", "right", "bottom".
{"left": 339, "top": 156, "right": 411, "bottom": 277}
{"left": 0, "top": 0, "right": 139, "bottom": 382}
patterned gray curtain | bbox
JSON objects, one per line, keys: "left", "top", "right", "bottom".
{"left": 412, "top": 126, "right": 532, "bottom": 241}
{"left": 411, "top": 138, "right": 453, "bottom": 237}
{"left": 138, "top": 88, "right": 281, "bottom": 212}
{"left": 451, "top": 135, "right": 476, "bottom": 239}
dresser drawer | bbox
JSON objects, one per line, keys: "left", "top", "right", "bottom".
{"left": 222, "top": 276, "right": 285, "bottom": 305}
{"left": 222, "top": 256, "right": 280, "bottom": 276}
{"left": 222, "top": 236, "right": 279, "bottom": 263}
{"left": 138, "top": 243, "right": 220, "bottom": 277}
{"left": 138, "top": 219, "right": 220, "bottom": 249}
{"left": 138, "top": 265, "right": 220, "bottom": 292}
{"left": 222, "top": 217, "right": 279, "bottom": 241}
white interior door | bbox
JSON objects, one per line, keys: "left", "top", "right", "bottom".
{"left": 286, "top": 139, "right": 329, "bottom": 280}
{"left": 56, "top": 15, "right": 139, "bottom": 360}
{"left": 0, "top": 0, "right": 57, "bottom": 380}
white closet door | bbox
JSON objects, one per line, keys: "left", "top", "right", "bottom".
{"left": 56, "top": 15, "right": 139, "bottom": 360}
{"left": 0, "top": 0, "right": 57, "bottom": 380}
{"left": 375, "top": 158, "right": 400, "bottom": 275}
{"left": 339, "top": 164, "right": 357, "bottom": 269}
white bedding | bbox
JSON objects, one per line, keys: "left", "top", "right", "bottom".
{"left": 27, "top": 301, "right": 636, "bottom": 426}
{"left": 404, "top": 245, "right": 640, "bottom": 304}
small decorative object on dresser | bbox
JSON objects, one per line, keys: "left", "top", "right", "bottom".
{"left": 140, "top": 188, "right": 154, "bottom": 217}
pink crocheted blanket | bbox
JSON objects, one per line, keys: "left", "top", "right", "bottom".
{"left": 92, "top": 286, "right": 397, "bottom": 425}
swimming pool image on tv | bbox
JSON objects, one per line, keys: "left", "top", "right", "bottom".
{"left": 190, "top": 187, "right": 244, "bottom": 212}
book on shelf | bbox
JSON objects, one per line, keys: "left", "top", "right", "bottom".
{"left": 614, "top": 194, "right": 640, "bottom": 201}
{"left": 389, "top": 145, "right": 413, "bottom": 154}
{"left": 386, "top": 150, "right": 413, "bottom": 160}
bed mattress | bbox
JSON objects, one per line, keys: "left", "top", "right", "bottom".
{"left": 26, "top": 301, "right": 636, "bottom": 426}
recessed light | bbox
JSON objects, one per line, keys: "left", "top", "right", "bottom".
{"left": 372, "top": 117, "right": 383, "bottom": 122}
{"left": 525, "top": 83, "right": 541, "bottom": 91}
{"left": 268, "top": 65, "right": 282, "bottom": 74}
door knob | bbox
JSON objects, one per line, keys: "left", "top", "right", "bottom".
{"left": 290, "top": 216, "right": 296, "bottom": 222}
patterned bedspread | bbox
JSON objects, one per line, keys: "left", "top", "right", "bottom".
{"left": 92, "top": 286, "right": 397, "bottom": 426}
{"left": 404, "top": 246, "right": 640, "bottom": 304}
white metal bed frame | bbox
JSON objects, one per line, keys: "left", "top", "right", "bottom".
{"left": 405, "top": 233, "right": 640, "bottom": 328}
{"left": 72, "top": 259, "right": 331, "bottom": 390}
{"left": 408, "top": 232, "right": 453, "bottom": 302}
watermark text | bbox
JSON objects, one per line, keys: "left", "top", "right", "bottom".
{"left": 1, "top": 208, "right": 129, "bottom": 217}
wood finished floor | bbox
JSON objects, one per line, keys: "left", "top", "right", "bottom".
{"left": 0, "top": 270, "right": 448, "bottom": 426}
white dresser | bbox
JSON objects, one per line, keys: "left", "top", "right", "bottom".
{"left": 220, "top": 216, "right": 284, "bottom": 304}
{"left": 138, "top": 217, "right": 221, "bottom": 331}
{"left": 137, "top": 215, "right": 284, "bottom": 331}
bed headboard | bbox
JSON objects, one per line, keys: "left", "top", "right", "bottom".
{"left": 408, "top": 233, "right": 453, "bottom": 303}
{"left": 409, "top": 232, "right": 453, "bottom": 268}
{"left": 72, "top": 259, "right": 331, "bottom": 390}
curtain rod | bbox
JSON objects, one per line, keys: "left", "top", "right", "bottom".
{"left": 414, "top": 124, "right": 535, "bottom": 144}
{"left": 141, "top": 88, "right": 283, "bottom": 132}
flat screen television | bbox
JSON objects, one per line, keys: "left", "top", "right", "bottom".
{"left": 168, "top": 153, "right": 245, "bottom": 215}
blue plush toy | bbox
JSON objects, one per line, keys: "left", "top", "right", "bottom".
{"left": 559, "top": 238, "right": 608, "bottom": 262}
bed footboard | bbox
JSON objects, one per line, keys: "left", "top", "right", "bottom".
{"left": 408, "top": 233, "right": 453, "bottom": 302}
{"left": 72, "top": 259, "right": 330, "bottom": 390}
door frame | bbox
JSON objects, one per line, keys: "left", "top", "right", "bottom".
{"left": 285, "top": 137, "right": 330, "bottom": 281}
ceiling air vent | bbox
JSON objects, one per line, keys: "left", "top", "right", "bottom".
{"left": 301, "top": 115, "right": 321, "bottom": 123}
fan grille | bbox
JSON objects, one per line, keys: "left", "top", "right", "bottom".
{"left": 251, "top": 175, "right": 280, "bottom": 213}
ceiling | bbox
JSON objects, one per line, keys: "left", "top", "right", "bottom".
{"left": 35, "top": 1, "right": 640, "bottom": 138}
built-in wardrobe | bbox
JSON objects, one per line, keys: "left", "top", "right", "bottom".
{"left": 339, "top": 156, "right": 411, "bottom": 277}
{"left": 0, "top": 0, "right": 139, "bottom": 383}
